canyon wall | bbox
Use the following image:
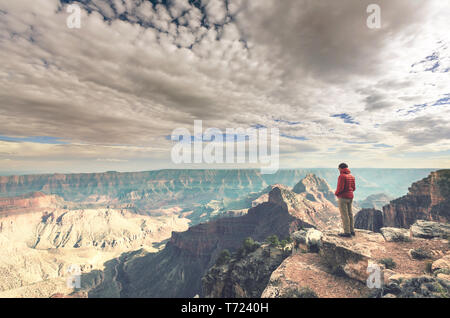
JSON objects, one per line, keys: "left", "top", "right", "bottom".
{"left": 383, "top": 170, "right": 450, "bottom": 228}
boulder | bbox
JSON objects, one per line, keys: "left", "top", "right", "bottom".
{"left": 431, "top": 254, "right": 450, "bottom": 272}
{"left": 410, "top": 220, "right": 450, "bottom": 239}
{"left": 292, "top": 230, "right": 307, "bottom": 245}
{"left": 318, "top": 231, "right": 384, "bottom": 283}
{"left": 380, "top": 227, "right": 411, "bottom": 242}
{"left": 305, "top": 228, "right": 323, "bottom": 252}
{"left": 437, "top": 273, "right": 450, "bottom": 281}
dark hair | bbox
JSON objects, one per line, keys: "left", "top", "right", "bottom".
{"left": 338, "top": 163, "right": 348, "bottom": 169}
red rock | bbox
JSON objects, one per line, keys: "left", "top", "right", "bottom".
{"left": 383, "top": 170, "right": 450, "bottom": 228}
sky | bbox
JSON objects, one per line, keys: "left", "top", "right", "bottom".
{"left": 0, "top": 0, "right": 449, "bottom": 174}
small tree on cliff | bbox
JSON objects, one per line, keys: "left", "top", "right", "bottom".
{"left": 216, "top": 249, "right": 231, "bottom": 265}
{"left": 243, "top": 237, "right": 259, "bottom": 254}
{"left": 266, "top": 235, "right": 280, "bottom": 247}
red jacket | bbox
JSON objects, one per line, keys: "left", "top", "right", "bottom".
{"left": 335, "top": 168, "right": 356, "bottom": 199}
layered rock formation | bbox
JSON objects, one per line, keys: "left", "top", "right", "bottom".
{"left": 0, "top": 168, "right": 434, "bottom": 208}
{"left": 0, "top": 192, "right": 62, "bottom": 216}
{"left": 383, "top": 170, "right": 450, "bottom": 228}
{"left": 0, "top": 207, "right": 189, "bottom": 297}
{"left": 269, "top": 176, "right": 340, "bottom": 230}
{"left": 292, "top": 173, "right": 337, "bottom": 205}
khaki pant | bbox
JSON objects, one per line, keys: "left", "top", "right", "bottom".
{"left": 338, "top": 198, "right": 354, "bottom": 234}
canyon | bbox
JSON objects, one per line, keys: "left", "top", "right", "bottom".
{"left": 0, "top": 168, "right": 448, "bottom": 298}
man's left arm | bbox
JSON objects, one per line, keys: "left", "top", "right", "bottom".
{"left": 335, "top": 175, "right": 344, "bottom": 196}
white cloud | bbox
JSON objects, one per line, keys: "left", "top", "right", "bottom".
{"left": 0, "top": 0, "right": 449, "bottom": 172}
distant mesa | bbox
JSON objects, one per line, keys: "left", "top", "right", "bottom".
{"left": 358, "top": 193, "right": 393, "bottom": 210}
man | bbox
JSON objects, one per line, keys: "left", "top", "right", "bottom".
{"left": 335, "top": 163, "right": 356, "bottom": 237}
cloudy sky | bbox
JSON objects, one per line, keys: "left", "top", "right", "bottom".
{"left": 0, "top": 0, "right": 449, "bottom": 174}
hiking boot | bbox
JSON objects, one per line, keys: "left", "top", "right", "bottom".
{"left": 338, "top": 233, "right": 351, "bottom": 238}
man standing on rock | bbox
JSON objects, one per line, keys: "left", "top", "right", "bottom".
{"left": 335, "top": 163, "right": 356, "bottom": 237}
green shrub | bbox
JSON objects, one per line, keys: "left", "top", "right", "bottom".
{"left": 280, "top": 287, "right": 318, "bottom": 298}
{"left": 243, "top": 237, "right": 259, "bottom": 254}
{"left": 378, "top": 258, "right": 396, "bottom": 270}
{"left": 410, "top": 248, "right": 432, "bottom": 260}
{"left": 266, "top": 235, "right": 280, "bottom": 247}
{"left": 215, "top": 249, "right": 231, "bottom": 265}
{"left": 280, "top": 239, "right": 289, "bottom": 248}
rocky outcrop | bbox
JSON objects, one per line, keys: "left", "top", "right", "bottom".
{"left": 382, "top": 170, "right": 450, "bottom": 228}
{"left": 380, "top": 227, "right": 411, "bottom": 242}
{"left": 410, "top": 220, "right": 450, "bottom": 239}
{"left": 318, "top": 230, "right": 385, "bottom": 283}
{"left": 292, "top": 174, "right": 337, "bottom": 205}
{"left": 269, "top": 175, "right": 340, "bottom": 230}
{"left": 354, "top": 209, "right": 384, "bottom": 232}
{"left": 264, "top": 221, "right": 450, "bottom": 298}
{"left": 202, "top": 245, "right": 289, "bottom": 298}
{"left": 372, "top": 276, "right": 450, "bottom": 298}
{"left": 432, "top": 253, "right": 450, "bottom": 276}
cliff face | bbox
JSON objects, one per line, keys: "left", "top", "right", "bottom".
{"left": 116, "top": 200, "right": 304, "bottom": 298}
{"left": 202, "top": 245, "right": 289, "bottom": 298}
{"left": 96, "top": 175, "right": 338, "bottom": 298}
{"left": 354, "top": 208, "right": 384, "bottom": 233}
{"left": 0, "top": 192, "right": 62, "bottom": 216}
{"left": 382, "top": 170, "right": 450, "bottom": 228}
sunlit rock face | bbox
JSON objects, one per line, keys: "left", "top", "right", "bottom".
{"left": 383, "top": 170, "right": 450, "bottom": 228}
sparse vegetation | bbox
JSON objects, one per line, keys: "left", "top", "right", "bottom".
{"left": 378, "top": 258, "right": 397, "bottom": 270}
{"left": 435, "top": 268, "right": 450, "bottom": 276}
{"left": 410, "top": 248, "right": 432, "bottom": 260}
{"left": 266, "top": 235, "right": 280, "bottom": 247}
{"left": 216, "top": 249, "right": 231, "bottom": 266}
{"left": 391, "top": 235, "right": 411, "bottom": 243}
{"left": 243, "top": 237, "right": 259, "bottom": 254}
{"left": 279, "top": 287, "right": 318, "bottom": 298}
